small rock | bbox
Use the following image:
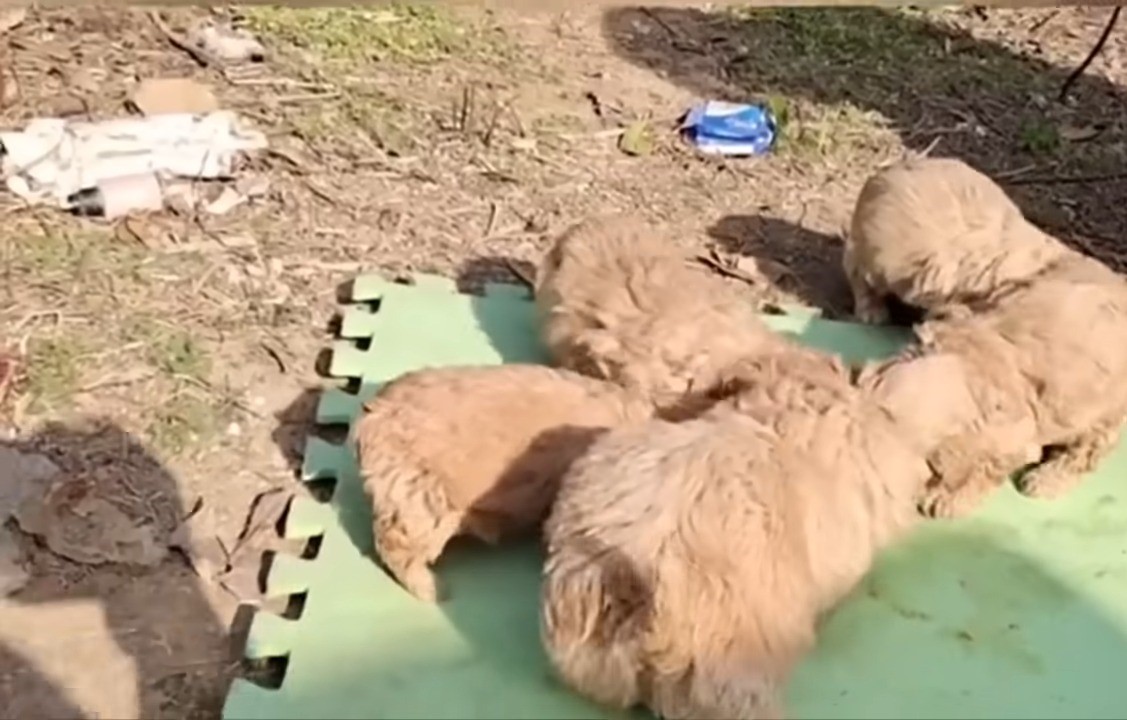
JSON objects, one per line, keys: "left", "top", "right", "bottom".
{"left": 187, "top": 19, "right": 265, "bottom": 63}
{"left": 226, "top": 422, "right": 242, "bottom": 438}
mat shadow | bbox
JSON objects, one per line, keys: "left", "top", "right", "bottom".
{"left": 602, "top": 6, "right": 1127, "bottom": 265}
{"left": 456, "top": 256, "right": 550, "bottom": 365}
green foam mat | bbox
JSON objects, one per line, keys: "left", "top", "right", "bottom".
{"left": 223, "top": 274, "right": 1127, "bottom": 720}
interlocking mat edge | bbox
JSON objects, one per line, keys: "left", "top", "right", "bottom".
{"left": 222, "top": 274, "right": 1127, "bottom": 720}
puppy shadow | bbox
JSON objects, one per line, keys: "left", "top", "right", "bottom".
{"left": 456, "top": 255, "right": 537, "bottom": 295}
{"left": 270, "top": 386, "right": 326, "bottom": 475}
{"left": 707, "top": 214, "right": 854, "bottom": 318}
{"left": 432, "top": 426, "right": 645, "bottom": 716}
{"left": 456, "top": 255, "right": 551, "bottom": 366}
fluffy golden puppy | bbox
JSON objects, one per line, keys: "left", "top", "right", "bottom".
{"left": 539, "top": 351, "right": 976, "bottom": 720}
{"left": 844, "top": 156, "right": 1067, "bottom": 324}
{"left": 354, "top": 364, "right": 652, "bottom": 602}
{"left": 534, "top": 213, "right": 778, "bottom": 412}
{"left": 915, "top": 252, "right": 1127, "bottom": 518}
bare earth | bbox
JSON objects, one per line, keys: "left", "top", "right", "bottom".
{"left": 0, "top": 4, "right": 1124, "bottom": 718}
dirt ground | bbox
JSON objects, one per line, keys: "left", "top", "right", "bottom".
{"left": 0, "top": 4, "right": 1124, "bottom": 718}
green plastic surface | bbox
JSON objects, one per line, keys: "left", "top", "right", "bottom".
{"left": 223, "top": 274, "right": 1127, "bottom": 720}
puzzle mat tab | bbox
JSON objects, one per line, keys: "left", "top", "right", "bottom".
{"left": 223, "top": 274, "right": 1127, "bottom": 720}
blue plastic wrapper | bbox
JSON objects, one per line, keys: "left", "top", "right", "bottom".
{"left": 682, "top": 100, "right": 776, "bottom": 156}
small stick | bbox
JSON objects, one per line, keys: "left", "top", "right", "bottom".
{"left": 504, "top": 258, "right": 536, "bottom": 289}
{"left": 1059, "top": 6, "right": 1121, "bottom": 102}
{"left": 1006, "top": 170, "right": 1127, "bottom": 187}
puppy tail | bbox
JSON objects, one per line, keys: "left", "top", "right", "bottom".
{"left": 540, "top": 550, "right": 648, "bottom": 709}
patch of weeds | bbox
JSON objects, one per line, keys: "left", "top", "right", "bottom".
{"left": 25, "top": 337, "right": 85, "bottom": 412}
{"left": 1019, "top": 119, "right": 1060, "bottom": 155}
{"left": 128, "top": 319, "right": 211, "bottom": 380}
{"left": 12, "top": 228, "right": 146, "bottom": 284}
{"left": 779, "top": 101, "right": 891, "bottom": 160}
{"left": 147, "top": 392, "right": 225, "bottom": 455}
{"left": 244, "top": 5, "right": 479, "bottom": 64}
{"left": 156, "top": 332, "right": 211, "bottom": 379}
{"left": 12, "top": 233, "right": 76, "bottom": 273}
{"left": 340, "top": 88, "right": 419, "bottom": 156}
{"left": 286, "top": 78, "right": 419, "bottom": 156}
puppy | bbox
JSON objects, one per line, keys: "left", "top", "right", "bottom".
{"left": 915, "top": 252, "right": 1127, "bottom": 518}
{"left": 354, "top": 364, "right": 652, "bottom": 602}
{"left": 540, "top": 351, "right": 976, "bottom": 719}
{"left": 844, "top": 156, "right": 1067, "bottom": 324}
{"left": 535, "top": 213, "right": 778, "bottom": 412}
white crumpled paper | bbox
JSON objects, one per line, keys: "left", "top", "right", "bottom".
{"left": 0, "top": 110, "right": 269, "bottom": 206}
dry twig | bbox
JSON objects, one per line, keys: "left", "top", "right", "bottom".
{"left": 1059, "top": 7, "right": 1121, "bottom": 102}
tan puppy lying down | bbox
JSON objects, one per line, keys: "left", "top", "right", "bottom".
{"left": 845, "top": 156, "right": 1067, "bottom": 324}
{"left": 915, "top": 252, "right": 1127, "bottom": 518}
{"left": 354, "top": 364, "right": 652, "bottom": 602}
{"left": 535, "top": 212, "right": 779, "bottom": 414}
{"left": 540, "top": 351, "right": 977, "bottom": 720}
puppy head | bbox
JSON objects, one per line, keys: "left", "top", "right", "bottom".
{"left": 860, "top": 352, "right": 979, "bottom": 453}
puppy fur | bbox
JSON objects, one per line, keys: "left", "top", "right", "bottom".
{"left": 535, "top": 213, "right": 779, "bottom": 412}
{"left": 355, "top": 364, "right": 652, "bottom": 602}
{"left": 912, "top": 252, "right": 1127, "bottom": 517}
{"left": 844, "top": 157, "right": 1067, "bottom": 324}
{"left": 540, "top": 351, "right": 977, "bottom": 719}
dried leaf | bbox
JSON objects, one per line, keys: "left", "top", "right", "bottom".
{"left": 218, "top": 563, "right": 263, "bottom": 605}
{"left": 1059, "top": 123, "right": 1102, "bottom": 142}
{"left": 618, "top": 120, "right": 655, "bottom": 157}
{"left": 229, "top": 487, "right": 292, "bottom": 559}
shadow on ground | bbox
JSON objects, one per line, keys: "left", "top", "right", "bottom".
{"left": 602, "top": 6, "right": 1127, "bottom": 271}
{"left": 0, "top": 419, "right": 234, "bottom": 719}
{"left": 456, "top": 256, "right": 538, "bottom": 295}
{"left": 707, "top": 213, "right": 852, "bottom": 315}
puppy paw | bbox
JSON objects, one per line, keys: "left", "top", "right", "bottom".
{"left": 397, "top": 560, "right": 443, "bottom": 603}
{"left": 918, "top": 486, "right": 977, "bottom": 519}
{"left": 854, "top": 304, "right": 890, "bottom": 325}
{"left": 918, "top": 487, "right": 959, "bottom": 519}
{"left": 1017, "top": 465, "right": 1079, "bottom": 501}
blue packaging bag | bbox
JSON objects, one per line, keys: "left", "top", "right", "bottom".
{"left": 683, "top": 100, "right": 777, "bottom": 156}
